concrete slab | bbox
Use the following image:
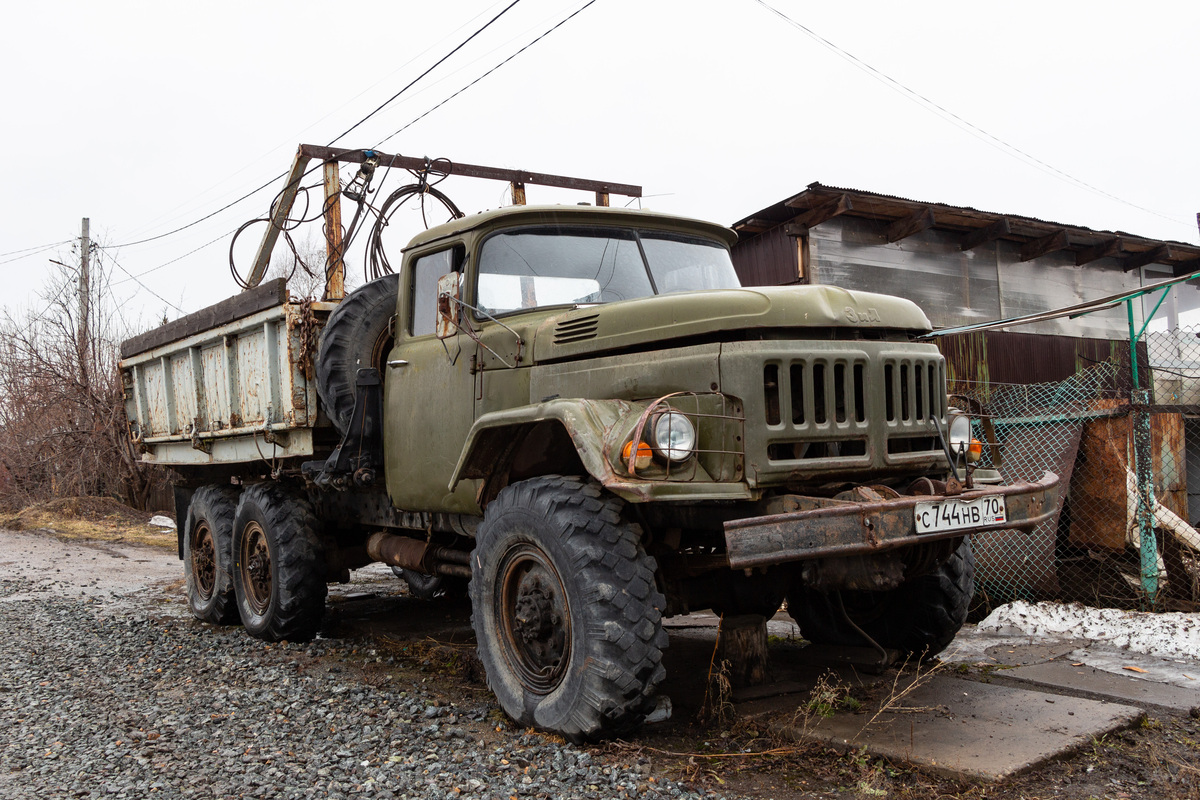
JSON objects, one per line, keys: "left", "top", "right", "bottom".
{"left": 998, "top": 660, "right": 1200, "bottom": 715}
{"left": 767, "top": 675, "right": 1142, "bottom": 782}
{"left": 982, "top": 641, "right": 1087, "bottom": 666}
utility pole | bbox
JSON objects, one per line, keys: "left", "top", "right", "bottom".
{"left": 78, "top": 217, "right": 90, "bottom": 389}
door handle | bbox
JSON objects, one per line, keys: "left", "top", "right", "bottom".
{"left": 387, "top": 360, "right": 409, "bottom": 368}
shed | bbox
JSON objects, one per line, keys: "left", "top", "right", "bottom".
{"left": 730, "top": 183, "right": 1200, "bottom": 385}
{"left": 730, "top": 185, "right": 1200, "bottom": 607}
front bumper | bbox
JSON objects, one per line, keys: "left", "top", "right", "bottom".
{"left": 723, "top": 471, "right": 1059, "bottom": 569}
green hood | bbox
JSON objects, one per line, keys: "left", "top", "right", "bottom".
{"left": 532, "top": 285, "right": 932, "bottom": 362}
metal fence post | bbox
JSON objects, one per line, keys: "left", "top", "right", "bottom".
{"left": 1126, "top": 298, "right": 1159, "bottom": 605}
{"left": 1131, "top": 389, "right": 1159, "bottom": 605}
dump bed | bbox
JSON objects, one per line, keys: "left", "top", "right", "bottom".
{"left": 118, "top": 279, "right": 331, "bottom": 466}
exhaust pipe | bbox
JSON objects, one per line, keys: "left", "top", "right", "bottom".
{"left": 366, "top": 531, "right": 471, "bottom": 579}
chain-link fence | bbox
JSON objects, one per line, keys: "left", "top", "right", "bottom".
{"left": 948, "top": 331, "right": 1200, "bottom": 616}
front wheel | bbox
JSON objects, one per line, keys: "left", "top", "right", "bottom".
{"left": 231, "top": 483, "right": 328, "bottom": 642}
{"left": 789, "top": 540, "right": 975, "bottom": 658}
{"left": 469, "top": 476, "right": 668, "bottom": 742}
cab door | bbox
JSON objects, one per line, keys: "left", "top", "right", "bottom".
{"left": 384, "top": 245, "right": 481, "bottom": 514}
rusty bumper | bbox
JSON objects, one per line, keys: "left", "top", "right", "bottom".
{"left": 723, "top": 471, "right": 1060, "bottom": 569}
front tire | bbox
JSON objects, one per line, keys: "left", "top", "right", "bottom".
{"left": 231, "top": 483, "right": 327, "bottom": 641}
{"left": 469, "top": 476, "right": 668, "bottom": 742}
{"left": 789, "top": 540, "right": 975, "bottom": 658}
{"left": 183, "top": 485, "right": 240, "bottom": 624}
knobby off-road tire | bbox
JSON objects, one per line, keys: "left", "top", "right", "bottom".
{"left": 231, "top": 483, "right": 327, "bottom": 642}
{"left": 316, "top": 273, "right": 399, "bottom": 435}
{"left": 789, "top": 540, "right": 975, "bottom": 658}
{"left": 183, "top": 485, "right": 241, "bottom": 624}
{"left": 469, "top": 476, "right": 668, "bottom": 742}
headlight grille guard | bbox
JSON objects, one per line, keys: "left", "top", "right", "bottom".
{"left": 625, "top": 391, "right": 746, "bottom": 483}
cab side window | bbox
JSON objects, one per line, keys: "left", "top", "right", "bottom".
{"left": 410, "top": 247, "right": 463, "bottom": 336}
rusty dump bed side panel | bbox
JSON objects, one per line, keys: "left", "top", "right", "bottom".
{"left": 723, "top": 471, "right": 1059, "bottom": 569}
{"left": 119, "top": 299, "right": 329, "bottom": 467}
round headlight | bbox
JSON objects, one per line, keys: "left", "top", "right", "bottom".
{"left": 650, "top": 411, "right": 696, "bottom": 463}
{"left": 948, "top": 413, "right": 972, "bottom": 449}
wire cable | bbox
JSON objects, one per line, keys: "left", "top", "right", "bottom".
{"left": 120, "top": 3, "right": 515, "bottom": 243}
{"left": 376, "top": 0, "right": 599, "bottom": 148}
{"left": 330, "top": 0, "right": 524, "bottom": 146}
{"left": 104, "top": 1, "right": 525, "bottom": 252}
{"left": 0, "top": 240, "right": 74, "bottom": 267}
{"left": 94, "top": 249, "right": 186, "bottom": 314}
{"left": 110, "top": 228, "right": 236, "bottom": 285}
{"left": 751, "top": 0, "right": 1192, "bottom": 229}
{"left": 0, "top": 240, "right": 73, "bottom": 260}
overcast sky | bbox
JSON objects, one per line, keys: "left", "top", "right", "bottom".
{"left": 1, "top": 0, "right": 1197, "bottom": 330}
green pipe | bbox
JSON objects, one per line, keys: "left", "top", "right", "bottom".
{"left": 1137, "top": 287, "right": 1172, "bottom": 341}
{"left": 1126, "top": 298, "right": 1159, "bottom": 605}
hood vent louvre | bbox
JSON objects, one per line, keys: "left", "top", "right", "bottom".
{"left": 554, "top": 315, "right": 600, "bottom": 344}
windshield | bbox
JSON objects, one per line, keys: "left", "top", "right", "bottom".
{"left": 475, "top": 226, "right": 739, "bottom": 316}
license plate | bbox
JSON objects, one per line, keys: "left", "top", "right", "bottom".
{"left": 914, "top": 496, "right": 1007, "bottom": 534}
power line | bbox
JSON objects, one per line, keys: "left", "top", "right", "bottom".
{"left": 751, "top": 0, "right": 1191, "bottom": 229}
{"left": 376, "top": 0, "right": 599, "bottom": 148}
{"left": 104, "top": 1, "right": 525, "bottom": 252}
{"left": 102, "top": 171, "right": 299, "bottom": 250}
{"left": 94, "top": 248, "right": 185, "bottom": 314}
{"left": 331, "top": 0, "right": 523, "bottom": 146}
{"left": 121, "top": 3, "right": 517, "bottom": 242}
{"left": 0, "top": 240, "right": 72, "bottom": 259}
{"left": 0, "top": 240, "right": 73, "bottom": 267}
{"left": 110, "top": 227, "right": 236, "bottom": 285}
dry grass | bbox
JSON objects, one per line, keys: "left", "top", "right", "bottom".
{"left": 0, "top": 496, "right": 176, "bottom": 549}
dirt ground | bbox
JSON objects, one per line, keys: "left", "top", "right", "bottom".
{"left": 3, "top": 500, "right": 1198, "bottom": 800}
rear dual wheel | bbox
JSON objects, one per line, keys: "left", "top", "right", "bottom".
{"left": 231, "top": 483, "right": 327, "bottom": 642}
{"left": 183, "top": 485, "right": 241, "bottom": 624}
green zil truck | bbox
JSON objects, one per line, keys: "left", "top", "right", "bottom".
{"left": 120, "top": 201, "right": 1057, "bottom": 741}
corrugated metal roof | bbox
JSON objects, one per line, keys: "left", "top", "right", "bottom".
{"left": 732, "top": 183, "right": 1200, "bottom": 275}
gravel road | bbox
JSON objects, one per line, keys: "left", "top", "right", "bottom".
{"left": 0, "top": 532, "right": 728, "bottom": 800}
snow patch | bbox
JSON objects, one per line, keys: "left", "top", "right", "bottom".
{"left": 978, "top": 601, "right": 1200, "bottom": 661}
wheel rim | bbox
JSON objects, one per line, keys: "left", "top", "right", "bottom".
{"left": 496, "top": 543, "right": 571, "bottom": 694}
{"left": 240, "top": 521, "right": 272, "bottom": 616}
{"left": 191, "top": 522, "right": 217, "bottom": 601}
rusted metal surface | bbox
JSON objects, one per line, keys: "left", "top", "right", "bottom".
{"left": 120, "top": 300, "right": 328, "bottom": 465}
{"left": 300, "top": 144, "right": 641, "bottom": 199}
{"left": 1068, "top": 406, "right": 1189, "bottom": 551}
{"left": 365, "top": 531, "right": 471, "bottom": 578}
{"left": 322, "top": 160, "right": 344, "bottom": 301}
{"left": 723, "top": 471, "right": 1059, "bottom": 569}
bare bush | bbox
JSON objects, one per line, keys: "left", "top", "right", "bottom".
{"left": 0, "top": 256, "right": 165, "bottom": 511}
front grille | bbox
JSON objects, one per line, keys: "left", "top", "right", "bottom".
{"left": 763, "top": 357, "right": 868, "bottom": 429}
{"left": 883, "top": 357, "right": 945, "bottom": 423}
{"left": 760, "top": 352, "right": 945, "bottom": 466}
